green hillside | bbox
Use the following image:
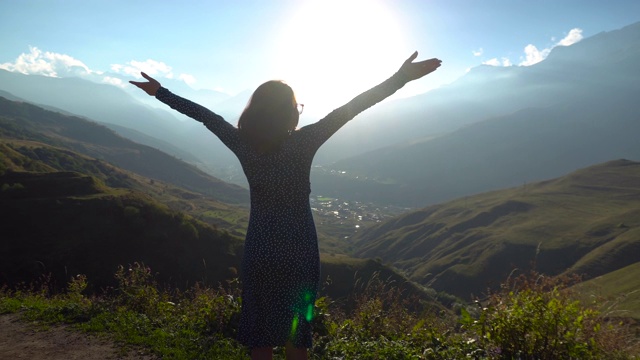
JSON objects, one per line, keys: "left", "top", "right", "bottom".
{"left": 0, "top": 96, "right": 248, "bottom": 205}
{"left": 0, "top": 168, "right": 439, "bottom": 306}
{"left": 351, "top": 159, "right": 640, "bottom": 299}
{"left": 574, "top": 262, "right": 640, "bottom": 320}
{"left": 0, "top": 169, "right": 244, "bottom": 291}
{"left": 0, "top": 139, "right": 251, "bottom": 236}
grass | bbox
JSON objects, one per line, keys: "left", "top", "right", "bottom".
{"left": 574, "top": 262, "right": 640, "bottom": 320}
{"left": 0, "top": 138, "right": 252, "bottom": 234}
{"left": 351, "top": 160, "right": 640, "bottom": 299}
{"left": 1, "top": 265, "right": 638, "bottom": 360}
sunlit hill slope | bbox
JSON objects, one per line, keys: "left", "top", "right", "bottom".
{"left": 351, "top": 160, "right": 640, "bottom": 300}
{"left": 0, "top": 96, "right": 249, "bottom": 205}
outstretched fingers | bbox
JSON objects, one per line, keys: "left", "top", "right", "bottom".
{"left": 399, "top": 53, "right": 442, "bottom": 81}
{"left": 141, "top": 72, "right": 154, "bottom": 81}
{"left": 404, "top": 51, "right": 419, "bottom": 65}
{"left": 129, "top": 72, "right": 161, "bottom": 96}
{"left": 419, "top": 58, "right": 442, "bottom": 71}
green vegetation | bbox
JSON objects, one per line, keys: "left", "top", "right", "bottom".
{"left": 0, "top": 139, "right": 251, "bottom": 235}
{"left": 1, "top": 266, "right": 637, "bottom": 359}
{"left": 574, "top": 262, "right": 640, "bottom": 320}
{"left": 0, "top": 169, "right": 244, "bottom": 291}
{"left": 0, "top": 98, "right": 249, "bottom": 205}
{"left": 352, "top": 160, "right": 640, "bottom": 300}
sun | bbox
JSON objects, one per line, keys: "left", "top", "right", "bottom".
{"left": 272, "top": 0, "right": 409, "bottom": 119}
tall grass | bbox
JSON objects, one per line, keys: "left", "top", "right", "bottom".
{"left": 1, "top": 264, "right": 638, "bottom": 359}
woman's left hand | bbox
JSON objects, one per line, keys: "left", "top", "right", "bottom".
{"left": 399, "top": 51, "right": 442, "bottom": 81}
{"left": 129, "top": 72, "right": 161, "bottom": 96}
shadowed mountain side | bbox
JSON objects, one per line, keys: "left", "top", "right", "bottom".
{"left": 313, "top": 88, "right": 640, "bottom": 207}
{"left": 0, "top": 90, "right": 25, "bottom": 102}
{"left": 319, "top": 254, "right": 453, "bottom": 312}
{"left": 0, "top": 96, "right": 249, "bottom": 205}
{"left": 0, "top": 170, "right": 245, "bottom": 292}
{"left": 314, "top": 21, "right": 640, "bottom": 165}
{"left": 350, "top": 160, "right": 640, "bottom": 300}
{"left": 0, "top": 170, "right": 444, "bottom": 307}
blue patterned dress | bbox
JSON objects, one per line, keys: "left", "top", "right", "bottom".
{"left": 156, "top": 71, "right": 409, "bottom": 348}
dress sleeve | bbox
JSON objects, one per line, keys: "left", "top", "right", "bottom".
{"left": 297, "top": 71, "right": 410, "bottom": 152}
{"left": 155, "top": 87, "right": 243, "bottom": 154}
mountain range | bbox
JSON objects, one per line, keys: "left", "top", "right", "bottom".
{"left": 1, "top": 20, "right": 639, "bottom": 314}
{"left": 312, "top": 21, "right": 640, "bottom": 206}
{"left": 2, "top": 22, "right": 638, "bottom": 208}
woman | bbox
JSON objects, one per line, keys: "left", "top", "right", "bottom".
{"left": 130, "top": 51, "right": 441, "bottom": 360}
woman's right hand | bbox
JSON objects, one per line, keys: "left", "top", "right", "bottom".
{"left": 129, "top": 72, "right": 161, "bottom": 96}
{"left": 398, "top": 51, "right": 442, "bottom": 82}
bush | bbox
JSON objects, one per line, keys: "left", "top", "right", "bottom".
{"left": 461, "top": 271, "right": 639, "bottom": 359}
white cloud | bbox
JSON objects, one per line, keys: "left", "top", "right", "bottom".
{"left": 557, "top": 28, "right": 583, "bottom": 46}
{"left": 477, "top": 28, "right": 585, "bottom": 68}
{"left": 483, "top": 58, "right": 501, "bottom": 66}
{"left": 110, "top": 59, "right": 197, "bottom": 85}
{"left": 519, "top": 27, "right": 583, "bottom": 66}
{"left": 102, "top": 76, "right": 124, "bottom": 87}
{"left": 111, "top": 59, "right": 174, "bottom": 79}
{"left": 0, "top": 46, "right": 92, "bottom": 77}
{"left": 483, "top": 57, "right": 513, "bottom": 67}
{"left": 1, "top": 47, "right": 198, "bottom": 87}
{"left": 519, "top": 44, "right": 551, "bottom": 66}
{"left": 178, "top": 73, "right": 196, "bottom": 85}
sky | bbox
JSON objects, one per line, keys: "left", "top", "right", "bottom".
{"left": 1, "top": 0, "right": 640, "bottom": 117}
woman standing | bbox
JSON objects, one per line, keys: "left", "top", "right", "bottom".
{"left": 131, "top": 51, "right": 441, "bottom": 360}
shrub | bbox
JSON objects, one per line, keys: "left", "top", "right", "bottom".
{"left": 462, "top": 271, "right": 638, "bottom": 359}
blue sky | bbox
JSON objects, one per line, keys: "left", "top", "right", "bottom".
{"left": 1, "top": 0, "right": 639, "bottom": 116}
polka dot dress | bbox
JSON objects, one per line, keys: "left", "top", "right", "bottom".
{"left": 156, "top": 71, "right": 408, "bottom": 348}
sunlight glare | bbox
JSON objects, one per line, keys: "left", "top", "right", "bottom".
{"left": 273, "top": 0, "right": 409, "bottom": 118}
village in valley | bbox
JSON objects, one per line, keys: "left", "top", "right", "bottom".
{"left": 310, "top": 195, "right": 411, "bottom": 240}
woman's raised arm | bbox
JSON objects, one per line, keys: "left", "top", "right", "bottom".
{"left": 299, "top": 52, "right": 441, "bottom": 150}
{"left": 129, "top": 72, "right": 242, "bottom": 154}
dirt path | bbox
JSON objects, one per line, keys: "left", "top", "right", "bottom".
{"left": 0, "top": 314, "right": 159, "bottom": 360}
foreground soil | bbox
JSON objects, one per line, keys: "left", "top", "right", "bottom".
{"left": 0, "top": 314, "right": 159, "bottom": 360}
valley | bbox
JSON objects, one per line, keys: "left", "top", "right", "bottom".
{"left": 1, "top": 19, "right": 639, "bottom": 323}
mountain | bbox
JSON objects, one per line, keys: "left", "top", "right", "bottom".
{"left": 0, "top": 169, "right": 245, "bottom": 291}
{"left": 314, "top": 87, "right": 640, "bottom": 206}
{"left": 0, "top": 96, "right": 249, "bottom": 205}
{"left": 312, "top": 21, "right": 640, "bottom": 206}
{"left": 2, "top": 21, "right": 639, "bottom": 209}
{"left": 349, "top": 160, "right": 640, "bottom": 300}
{"left": 0, "top": 165, "right": 436, "bottom": 306}
{"left": 314, "top": 21, "right": 640, "bottom": 164}
{"left": 0, "top": 70, "right": 243, "bottom": 174}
